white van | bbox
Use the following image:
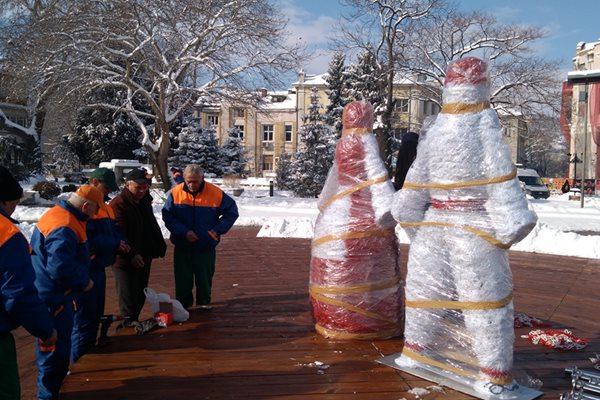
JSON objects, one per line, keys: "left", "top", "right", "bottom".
{"left": 516, "top": 168, "right": 550, "bottom": 199}
{"left": 98, "top": 159, "right": 152, "bottom": 183}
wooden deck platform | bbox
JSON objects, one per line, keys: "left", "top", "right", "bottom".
{"left": 15, "top": 227, "right": 600, "bottom": 399}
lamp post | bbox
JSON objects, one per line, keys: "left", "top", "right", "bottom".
{"left": 568, "top": 152, "right": 583, "bottom": 181}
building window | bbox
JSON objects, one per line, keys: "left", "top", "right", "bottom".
{"left": 262, "top": 155, "right": 274, "bottom": 171}
{"left": 262, "top": 124, "right": 273, "bottom": 142}
{"left": 233, "top": 125, "right": 244, "bottom": 139}
{"left": 395, "top": 98, "right": 409, "bottom": 113}
{"left": 233, "top": 108, "right": 245, "bottom": 118}
{"left": 285, "top": 124, "right": 293, "bottom": 142}
{"left": 207, "top": 115, "right": 219, "bottom": 126}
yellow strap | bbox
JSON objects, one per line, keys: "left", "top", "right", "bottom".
{"left": 401, "top": 348, "right": 513, "bottom": 385}
{"left": 403, "top": 168, "right": 516, "bottom": 190}
{"left": 310, "top": 276, "right": 401, "bottom": 295}
{"left": 399, "top": 221, "right": 510, "bottom": 249}
{"left": 319, "top": 175, "right": 389, "bottom": 211}
{"left": 342, "top": 127, "right": 369, "bottom": 136}
{"left": 441, "top": 101, "right": 490, "bottom": 114}
{"left": 406, "top": 293, "right": 513, "bottom": 310}
{"left": 315, "top": 324, "right": 398, "bottom": 340}
{"left": 309, "top": 290, "right": 396, "bottom": 324}
{"left": 312, "top": 228, "right": 394, "bottom": 246}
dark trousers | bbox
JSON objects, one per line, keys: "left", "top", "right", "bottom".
{"left": 71, "top": 268, "right": 106, "bottom": 362}
{"left": 174, "top": 248, "right": 216, "bottom": 309}
{"left": 37, "top": 301, "right": 74, "bottom": 400}
{"left": 112, "top": 257, "right": 152, "bottom": 321}
{"left": 0, "top": 332, "right": 19, "bottom": 400}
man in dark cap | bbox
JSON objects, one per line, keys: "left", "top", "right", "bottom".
{"left": 71, "top": 168, "right": 130, "bottom": 361}
{"left": 0, "top": 166, "right": 56, "bottom": 400}
{"left": 109, "top": 169, "right": 166, "bottom": 324}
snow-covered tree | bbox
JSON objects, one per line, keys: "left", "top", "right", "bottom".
{"left": 324, "top": 51, "right": 350, "bottom": 138}
{"left": 522, "top": 115, "right": 567, "bottom": 177}
{"left": 336, "top": 0, "right": 436, "bottom": 171}
{"left": 221, "top": 127, "right": 247, "bottom": 176}
{"left": 0, "top": 136, "right": 29, "bottom": 180}
{"left": 290, "top": 88, "right": 337, "bottom": 197}
{"left": 275, "top": 152, "right": 294, "bottom": 190}
{"left": 50, "top": 144, "right": 80, "bottom": 174}
{"left": 0, "top": 0, "right": 304, "bottom": 190}
{"left": 169, "top": 121, "right": 223, "bottom": 177}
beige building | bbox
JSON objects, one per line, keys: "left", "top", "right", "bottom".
{"left": 196, "top": 71, "right": 446, "bottom": 177}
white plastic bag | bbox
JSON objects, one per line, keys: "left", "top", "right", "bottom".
{"left": 144, "top": 287, "right": 189, "bottom": 322}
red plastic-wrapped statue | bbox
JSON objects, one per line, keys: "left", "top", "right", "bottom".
{"left": 309, "top": 100, "right": 402, "bottom": 339}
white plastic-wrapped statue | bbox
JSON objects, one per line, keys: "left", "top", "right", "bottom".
{"left": 310, "top": 100, "right": 402, "bottom": 340}
{"left": 391, "top": 57, "right": 537, "bottom": 398}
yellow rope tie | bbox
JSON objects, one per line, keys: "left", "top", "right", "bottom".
{"left": 310, "top": 276, "right": 400, "bottom": 295}
{"left": 441, "top": 101, "right": 490, "bottom": 114}
{"left": 401, "top": 348, "right": 513, "bottom": 385}
{"left": 403, "top": 168, "right": 516, "bottom": 190}
{"left": 315, "top": 324, "right": 398, "bottom": 340}
{"left": 399, "top": 221, "right": 510, "bottom": 249}
{"left": 309, "top": 289, "right": 397, "bottom": 324}
{"left": 342, "top": 127, "right": 370, "bottom": 136}
{"left": 312, "top": 228, "right": 394, "bottom": 247}
{"left": 319, "top": 175, "right": 389, "bottom": 211}
{"left": 405, "top": 293, "right": 513, "bottom": 310}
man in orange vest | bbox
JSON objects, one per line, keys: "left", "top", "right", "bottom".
{"left": 0, "top": 166, "right": 56, "bottom": 400}
{"left": 31, "top": 185, "right": 105, "bottom": 399}
{"left": 71, "top": 168, "right": 129, "bottom": 361}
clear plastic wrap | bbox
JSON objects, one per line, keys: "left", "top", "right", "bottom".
{"left": 391, "top": 57, "right": 538, "bottom": 397}
{"left": 310, "top": 100, "right": 402, "bottom": 340}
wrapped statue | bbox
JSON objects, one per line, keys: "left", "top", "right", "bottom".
{"left": 391, "top": 57, "right": 538, "bottom": 398}
{"left": 309, "top": 100, "right": 402, "bottom": 340}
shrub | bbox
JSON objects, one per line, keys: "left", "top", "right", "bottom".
{"left": 33, "top": 181, "right": 61, "bottom": 200}
{"left": 62, "top": 184, "right": 78, "bottom": 193}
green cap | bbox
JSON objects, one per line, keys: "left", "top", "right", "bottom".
{"left": 90, "top": 168, "right": 119, "bottom": 191}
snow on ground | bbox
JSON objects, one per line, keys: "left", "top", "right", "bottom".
{"left": 12, "top": 178, "right": 600, "bottom": 260}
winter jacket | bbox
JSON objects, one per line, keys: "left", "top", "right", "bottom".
{"left": 162, "top": 181, "right": 239, "bottom": 253}
{"left": 30, "top": 200, "right": 91, "bottom": 310}
{"left": 109, "top": 189, "right": 166, "bottom": 263}
{"left": 88, "top": 204, "right": 124, "bottom": 271}
{"left": 0, "top": 209, "right": 54, "bottom": 339}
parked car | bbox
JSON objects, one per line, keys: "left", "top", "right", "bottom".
{"left": 63, "top": 171, "right": 88, "bottom": 183}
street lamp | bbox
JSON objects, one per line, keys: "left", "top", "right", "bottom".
{"left": 567, "top": 152, "right": 583, "bottom": 181}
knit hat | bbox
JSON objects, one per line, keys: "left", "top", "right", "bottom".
{"left": 75, "top": 184, "right": 109, "bottom": 212}
{"left": 90, "top": 167, "right": 119, "bottom": 191}
{"left": 0, "top": 166, "right": 23, "bottom": 201}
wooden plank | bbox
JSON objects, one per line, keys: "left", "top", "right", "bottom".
{"left": 13, "top": 230, "right": 596, "bottom": 399}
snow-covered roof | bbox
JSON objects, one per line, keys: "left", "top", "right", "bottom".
{"left": 293, "top": 73, "right": 328, "bottom": 87}
{"left": 259, "top": 92, "right": 297, "bottom": 110}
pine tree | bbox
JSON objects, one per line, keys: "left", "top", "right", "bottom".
{"left": 169, "top": 120, "right": 224, "bottom": 176}
{"left": 275, "top": 152, "right": 294, "bottom": 190}
{"left": 346, "top": 50, "right": 384, "bottom": 112}
{"left": 324, "top": 51, "right": 350, "bottom": 139}
{"left": 221, "top": 127, "right": 247, "bottom": 176}
{"left": 290, "top": 87, "right": 337, "bottom": 197}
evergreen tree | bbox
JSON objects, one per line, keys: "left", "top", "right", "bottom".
{"left": 169, "top": 120, "right": 224, "bottom": 176}
{"left": 324, "top": 51, "right": 349, "bottom": 139}
{"left": 346, "top": 49, "right": 384, "bottom": 114}
{"left": 221, "top": 127, "right": 247, "bottom": 176}
{"left": 0, "top": 136, "right": 29, "bottom": 180}
{"left": 290, "top": 87, "right": 336, "bottom": 197}
{"left": 68, "top": 88, "right": 143, "bottom": 165}
{"left": 275, "top": 152, "right": 294, "bottom": 190}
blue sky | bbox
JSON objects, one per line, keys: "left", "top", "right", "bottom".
{"left": 281, "top": 0, "right": 599, "bottom": 79}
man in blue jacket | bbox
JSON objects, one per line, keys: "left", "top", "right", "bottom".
{"left": 31, "top": 184, "right": 105, "bottom": 400}
{"left": 71, "top": 168, "right": 129, "bottom": 361}
{"left": 162, "top": 164, "right": 239, "bottom": 310}
{"left": 0, "top": 167, "right": 56, "bottom": 400}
